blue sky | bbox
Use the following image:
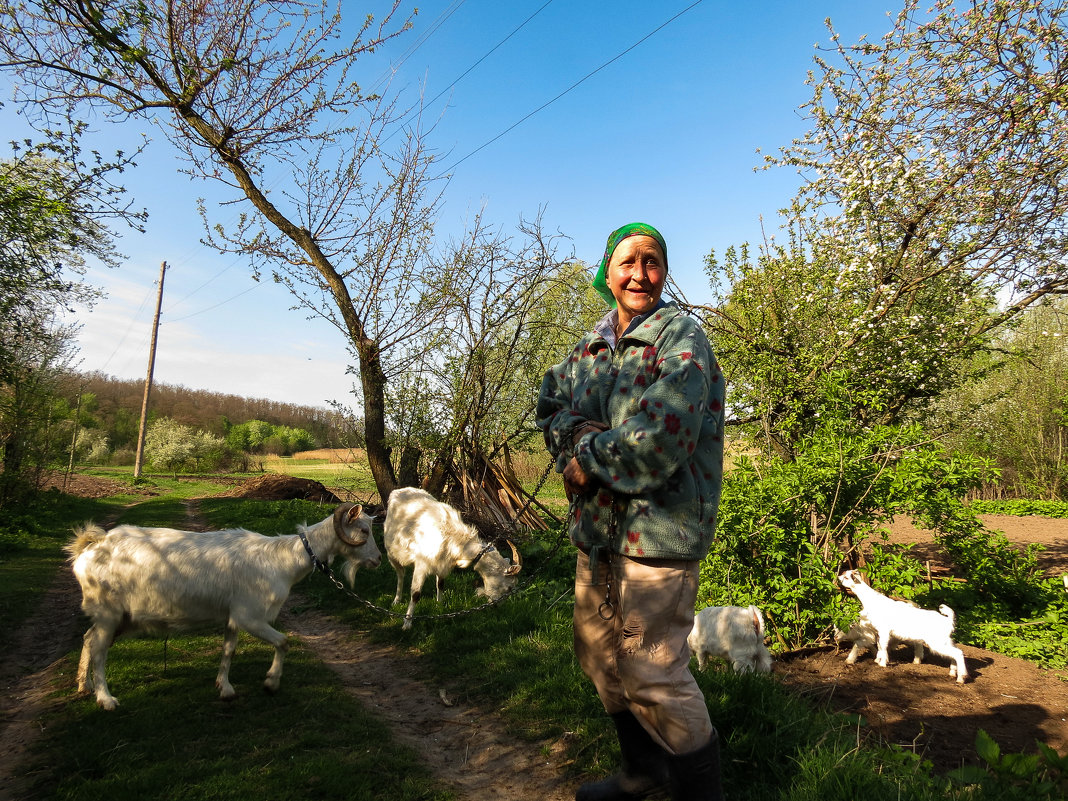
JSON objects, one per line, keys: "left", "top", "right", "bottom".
{"left": 5, "top": 1, "right": 898, "bottom": 409}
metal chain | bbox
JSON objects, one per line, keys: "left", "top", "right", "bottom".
{"left": 310, "top": 457, "right": 570, "bottom": 623}
{"left": 502, "top": 456, "right": 557, "bottom": 534}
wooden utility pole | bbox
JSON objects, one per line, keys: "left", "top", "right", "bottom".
{"left": 134, "top": 261, "right": 167, "bottom": 479}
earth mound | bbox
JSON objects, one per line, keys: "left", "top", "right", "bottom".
{"left": 219, "top": 474, "right": 340, "bottom": 503}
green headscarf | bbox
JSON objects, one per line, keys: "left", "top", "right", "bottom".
{"left": 591, "top": 222, "right": 668, "bottom": 307}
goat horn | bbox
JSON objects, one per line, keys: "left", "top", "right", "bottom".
{"left": 333, "top": 503, "right": 367, "bottom": 546}
{"left": 504, "top": 538, "right": 522, "bottom": 575}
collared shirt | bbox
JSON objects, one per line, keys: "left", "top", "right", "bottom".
{"left": 593, "top": 299, "right": 669, "bottom": 350}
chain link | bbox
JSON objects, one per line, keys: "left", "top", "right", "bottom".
{"left": 310, "top": 458, "right": 569, "bottom": 624}
{"left": 501, "top": 456, "right": 557, "bottom": 533}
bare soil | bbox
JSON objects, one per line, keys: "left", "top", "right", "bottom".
{"left": 218, "top": 473, "right": 341, "bottom": 503}
{"left": 776, "top": 514, "right": 1068, "bottom": 774}
{"left": 2, "top": 480, "right": 1066, "bottom": 800}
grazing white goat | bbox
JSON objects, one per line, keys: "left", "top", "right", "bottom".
{"left": 67, "top": 503, "right": 381, "bottom": 710}
{"left": 837, "top": 569, "right": 968, "bottom": 683}
{"left": 687, "top": 605, "right": 773, "bottom": 673}
{"left": 384, "top": 487, "right": 521, "bottom": 630}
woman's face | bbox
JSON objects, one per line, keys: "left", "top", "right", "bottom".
{"left": 607, "top": 235, "right": 667, "bottom": 324}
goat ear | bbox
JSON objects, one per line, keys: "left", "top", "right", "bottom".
{"left": 333, "top": 503, "right": 369, "bottom": 546}
{"left": 749, "top": 606, "right": 764, "bottom": 637}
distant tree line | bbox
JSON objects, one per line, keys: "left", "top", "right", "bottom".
{"left": 73, "top": 371, "right": 349, "bottom": 451}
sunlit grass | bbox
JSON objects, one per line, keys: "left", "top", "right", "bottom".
{"left": 262, "top": 455, "right": 378, "bottom": 500}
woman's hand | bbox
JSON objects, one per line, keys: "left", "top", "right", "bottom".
{"left": 563, "top": 456, "right": 594, "bottom": 499}
{"left": 571, "top": 420, "right": 609, "bottom": 447}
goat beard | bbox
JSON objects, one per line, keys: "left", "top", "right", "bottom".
{"left": 340, "top": 559, "right": 362, "bottom": 588}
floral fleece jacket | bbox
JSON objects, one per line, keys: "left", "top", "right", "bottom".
{"left": 536, "top": 302, "right": 725, "bottom": 561}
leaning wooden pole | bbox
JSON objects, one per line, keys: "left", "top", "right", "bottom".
{"left": 133, "top": 261, "right": 167, "bottom": 479}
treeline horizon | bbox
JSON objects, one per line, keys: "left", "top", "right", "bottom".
{"left": 70, "top": 370, "right": 354, "bottom": 451}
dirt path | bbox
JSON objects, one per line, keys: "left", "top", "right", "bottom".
{"left": 884, "top": 513, "right": 1068, "bottom": 578}
{"left": 278, "top": 604, "right": 576, "bottom": 800}
{"left": 0, "top": 568, "right": 85, "bottom": 801}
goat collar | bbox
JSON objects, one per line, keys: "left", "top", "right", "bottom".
{"left": 297, "top": 528, "right": 330, "bottom": 576}
{"left": 468, "top": 541, "right": 496, "bottom": 569}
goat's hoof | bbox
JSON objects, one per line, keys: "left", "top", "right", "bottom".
{"left": 98, "top": 697, "right": 119, "bottom": 711}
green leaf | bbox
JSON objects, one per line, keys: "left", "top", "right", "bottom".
{"left": 975, "top": 728, "right": 1001, "bottom": 765}
{"left": 947, "top": 765, "right": 989, "bottom": 784}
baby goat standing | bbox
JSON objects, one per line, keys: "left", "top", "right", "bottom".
{"left": 837, "top": 569, "right": 968, "bottom": 683}
{"left": 67, "top": 504, "right": 380, "bottom": 709}
{"left": 687, "top": 604, "right": 772, "bottom": 673}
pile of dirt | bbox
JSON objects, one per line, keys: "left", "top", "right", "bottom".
{"left": 218, "top": 473, "right": 341, "bottom": 503}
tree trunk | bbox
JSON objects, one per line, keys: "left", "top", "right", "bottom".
{"left": 173, "top": 111, "right": 400, "bottom": 503}
{"left": 357, "top": 340, "right": 397, "bottom": 501}
{"left": 397, "top": 445, "right": 422, "bottom": 488}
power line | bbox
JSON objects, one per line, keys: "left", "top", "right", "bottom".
{"left": 389, "top": 0, "right": 557, "bottom": 139}
{"left": 368, "top": 0, "right": 468, "bottom": 96}
{"left": 94, "top": 277, "right": 157, "bottom": 373}
{"left": 165, "top": 280, "right": 265, "bottom": 323}
{"left": 166, "top": 252, "right": 247, "bottom": 308}
{"left": 438, "top": 0, "right": 706, "bottom": 176}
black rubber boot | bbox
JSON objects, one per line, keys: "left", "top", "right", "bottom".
{"left": 575, "top": 711, "right": 670, "bottom": 801}
{"left": 667, "top": 730, "right": 723, "bottom": 801}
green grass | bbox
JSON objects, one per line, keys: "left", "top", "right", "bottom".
{"left": 5, "top": 483, "right": 1066, "bottom": 800}
{"left": 970, "top": 498, "right": 1068, "bottom": 518}
{"left": 0, "top": 490, "right": 124, "bottom": 649}
{"left": 37, "top": 637, "right": 453, "bottom": 801}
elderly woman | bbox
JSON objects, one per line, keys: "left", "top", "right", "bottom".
{"left": 537, "top": 223, "right": 725, "bottom": 801}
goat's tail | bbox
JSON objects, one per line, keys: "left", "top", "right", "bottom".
{"left": 66, "top": 523, "right": 108, "bottom": 562}
{"left": 938, "top": 604, "right": 956, "bottom": 627}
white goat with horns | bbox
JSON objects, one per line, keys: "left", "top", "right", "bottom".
{"left": 384, "top": 487, "right": 522, "bottom": 630}
{"left": 837, "top": 569, "right": 968, "bottom": 683}
{"left": 67, "top": 503, "right": 381, "bottom": 710}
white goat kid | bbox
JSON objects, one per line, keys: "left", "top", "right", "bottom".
{"left": 67, "top": 503, "right": 381, "bottom": 710}
{"left": 837, "top": 569, "right": 968, "bottom": 683}
{"left": 687, "top": 604, "right": 773, "bottom": 673}
{"left": 384, "top": 487, "right": 521, "bottom": 630}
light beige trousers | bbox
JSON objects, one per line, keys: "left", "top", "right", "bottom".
{"left": 573, "top": 549, "right": 713, "bottom": 755}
